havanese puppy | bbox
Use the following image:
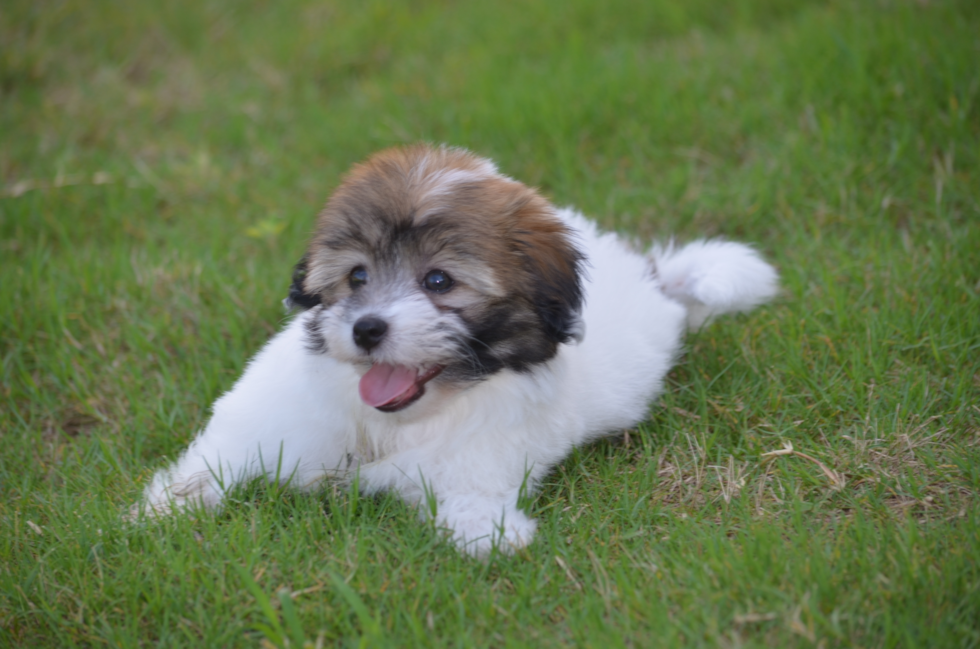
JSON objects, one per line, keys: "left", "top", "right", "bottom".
{"left": 136, "top": 144, "right": 777, "bottom": 556}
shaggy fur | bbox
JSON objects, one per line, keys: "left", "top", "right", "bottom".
{"left": 135, "top": 144, "right": 778, "bottom": 556}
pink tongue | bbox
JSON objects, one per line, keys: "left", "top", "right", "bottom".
{"left": 358, "top": 363, "right": 418, "bottom": 407}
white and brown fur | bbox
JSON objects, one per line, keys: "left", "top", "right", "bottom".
{"left": 135, "top": 144, "right": 778, "bottom": 556}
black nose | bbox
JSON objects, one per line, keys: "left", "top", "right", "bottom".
{"left": 352, "top": 316, "right": 388, "bottom": 351}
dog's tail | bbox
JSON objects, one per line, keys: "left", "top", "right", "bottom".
{"left": 649, "top": 240, "right": 778, "bottom": 330}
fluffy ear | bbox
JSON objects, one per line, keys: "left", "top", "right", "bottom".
{"left": 283, "top": 255, "right": 322, "bottom": 312}
{"left": 512, "top": 199, "right": 586, "bottom": 344}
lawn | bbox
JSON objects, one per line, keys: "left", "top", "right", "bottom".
{"left": 2, "top": 0, "right": 978, "bottom": 646}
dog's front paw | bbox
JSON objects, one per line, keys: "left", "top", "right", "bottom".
{"left": 437, "top": 496, "right": 537, "bottom": 557}
{"left": 127, "top": 469, "right": 225, "bottom": 522}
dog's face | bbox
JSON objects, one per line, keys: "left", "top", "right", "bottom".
{"left": 290, "top": 145, "right": 584, "bottom": 412}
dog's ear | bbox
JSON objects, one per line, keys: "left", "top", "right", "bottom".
{"left": 512, "top": 199, "right": 586, "bottom": 344}
{"left": 283, "top": 255, "right": 322, "bottom": 312}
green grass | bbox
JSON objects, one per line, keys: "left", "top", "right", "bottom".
{"left": 2, "top": 0, "right": 979, "bottom": 645}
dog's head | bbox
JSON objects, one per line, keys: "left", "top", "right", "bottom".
{"left": 288, "top": 144, "right": 584, "bottom": 412}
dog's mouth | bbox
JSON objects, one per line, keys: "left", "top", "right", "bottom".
{"left": 358, "top": 363, "right": 445, "bottom": 412}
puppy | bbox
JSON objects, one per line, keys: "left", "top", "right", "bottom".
{"left": 136, "top": 144, "right": 777, "bottom": 556}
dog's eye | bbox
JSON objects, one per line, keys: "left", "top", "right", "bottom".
{"left": 422, "top": 269, "right": 454, "bottom": 293}
{"left": 349, "top": 266, "right": 368, "bottom": 289}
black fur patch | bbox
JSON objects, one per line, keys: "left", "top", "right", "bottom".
{"left": 303, "top": 307, "right": 329, "bottom": 354}
{"left": 449, "top": 297, "right": 566, "bottom": 380}
{"left": 525, "top": 241, "right": 585, "bottom": 345}
{"left": 286, "top": 256, "right": 322, "bottom": 311}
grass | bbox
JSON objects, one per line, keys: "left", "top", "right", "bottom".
{"left": 2, "top": 0, "right": 978, "bottom": 645}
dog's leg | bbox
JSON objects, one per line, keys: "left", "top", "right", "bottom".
{"left": 435, "top": 491, "right": 537, "bottom": 557}
{"left": 355, "top": 434, "right": 546, "bottom": 557}
{"left": 133, "top": 314, "right": 356, "bottom": 518}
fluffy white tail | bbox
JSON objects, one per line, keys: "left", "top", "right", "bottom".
{"left": 650, "top": 240, "right": 778, "bottom": 330}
